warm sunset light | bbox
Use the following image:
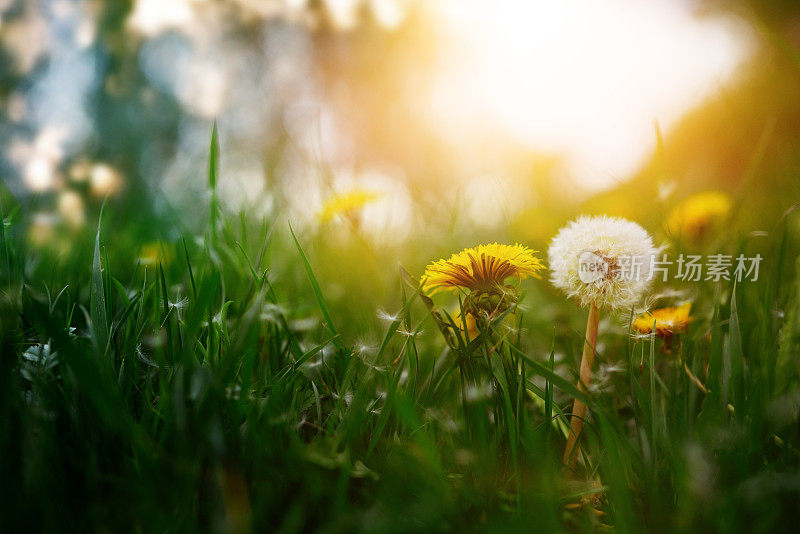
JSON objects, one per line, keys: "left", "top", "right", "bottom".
{"left": 426, "top": 0, "right": 751, "bottom": 189}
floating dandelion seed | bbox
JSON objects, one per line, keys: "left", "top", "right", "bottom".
{"left": 168, "top": 297, "right": 189, "bottom": 310}
{"left": 355, "top": 341, "right": 377, "bottom": 356}
{"left": 632, "top": 302, "right": 692, "bottom": 338}
{"left": 397, "top": 327, "right": 423, "bottom": 338}
{"left": 318, "top": 188, "right": 381, "bottom": 224}
{"left": 665, "top": 191, "right": 732, "bottom": 240}
{"left": 376, "top": 309, "right": 401, "bottom": 322}
{"left": 549, "top": 215, "right": 657, "bottom": 472}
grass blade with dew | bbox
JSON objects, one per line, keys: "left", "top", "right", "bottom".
{"left": 90, "top": 200, "right": 109, "bottom": 357}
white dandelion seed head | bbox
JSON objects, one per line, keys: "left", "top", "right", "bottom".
{"left": 548, "top": 215, "right": 658, "bottom": 310}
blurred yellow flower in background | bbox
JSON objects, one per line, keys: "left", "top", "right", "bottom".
{"left": 632, "top": 302, "right": 692, "bottom": 338}
{"left": 665, "top": 191, "right": 732, "bottom": 239}
{"left": 420, "top": 243, "right": 544, "bottom": 297}
{"left": 318, "top": 189, "right": 381, "bottom": 224}
{"left": 138, "top": 242, "right": 172, "bottom": 266}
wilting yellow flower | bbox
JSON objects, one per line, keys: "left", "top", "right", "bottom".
{"left": 632, "top": 302, "right": 692, "bottom": 337}
{"left": 665, "top": 191, "right": 732, "bottom": 239}
{"left": 421, "top": 243, "right": 545, "bottom": 296}
{"left": 318, "top": 189, "right": 381, "bottom": 223}
{"left": 138, "top": 242, "right": 172, "bottom": 266}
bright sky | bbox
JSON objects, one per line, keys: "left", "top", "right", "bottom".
{"left": 426, "top": 0, "right": 751, "bottom": 190}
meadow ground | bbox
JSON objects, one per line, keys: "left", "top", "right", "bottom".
{"left": 2, "top": 132, "right": 800, "bottom": 533}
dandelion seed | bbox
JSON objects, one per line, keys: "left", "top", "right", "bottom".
{"left": 648, "top": 287, "right": 692, "bottom": 301}
{"left": 397, "top": 327, "right": 423, "bottom": 338}
{"left": 136, "top": 344, "right": 158, "bottom": 368}
{"left": 355, "top": 341, "right": 377, "bottom": 356}
{"left": 261, "top": 303, "right": 289, "bottom": 323}
{"left": 295, "top": 414, "right": 307, "bottom": 430}
{"left": 399, "top": 369, "right": 409, "bottom": 384}
{"left": 442, "top": 418, "right": 459, "bottom": 434}
{"left": 464, "top": 382, "right": 494, "bottom": 403}
{"left": 289, "top": 316, "right": 318, "bottom": 331}
{"left": 657, "top": 180, "right": 677, "bottom": 201}
{"left": 376, "top": 309, "right": 401, "bottom": 322}
{"left": 168, "top": 297, "right": 189, "bottom": 310}
{"left": 590, "top": 362, "right": 627, "bottom": 394}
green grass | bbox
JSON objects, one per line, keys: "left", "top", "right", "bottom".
{"left": 2, "top": 136, "right": 800, "bottom": 532}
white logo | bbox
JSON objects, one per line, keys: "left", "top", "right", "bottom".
{"left": 578, "top": 251, "right": 608, "bottom": 283}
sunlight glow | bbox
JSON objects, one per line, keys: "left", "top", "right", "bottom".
{"left": 427, "top": 0, "right": 751, "bottom": 190}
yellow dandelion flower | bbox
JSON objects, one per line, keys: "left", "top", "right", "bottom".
{"left": 318, "top": 189, "right": 381, "bottom": 223}
{"left": 665, "top": 191, "right": 732, "bottom": 239}
{"left": 632, "top": 302, "right": 692, "bottom": 338}
{"left": 138, "top": 242, "right": 172, "bottom": 267}
{"left": 420, "top": 243, "right": 545, "bottom": 296}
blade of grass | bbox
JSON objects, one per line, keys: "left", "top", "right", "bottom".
{"left": 183, "top": 238, "right": 197, "bottom": 300}
{"left": 208, "top": 120, "right": 219, "bottom": 248}
{"left": 288, "top": 221, "right": 345, "bottom": 352}
{"left": 91, "top": 202, "right": 109, "bottom": 357}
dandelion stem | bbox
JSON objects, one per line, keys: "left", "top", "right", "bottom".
{"left": 563, "top": 303, "right": 600, "bottom": 472}
{"left": 683, "top": 362, "right": 710, "bottom": 395}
